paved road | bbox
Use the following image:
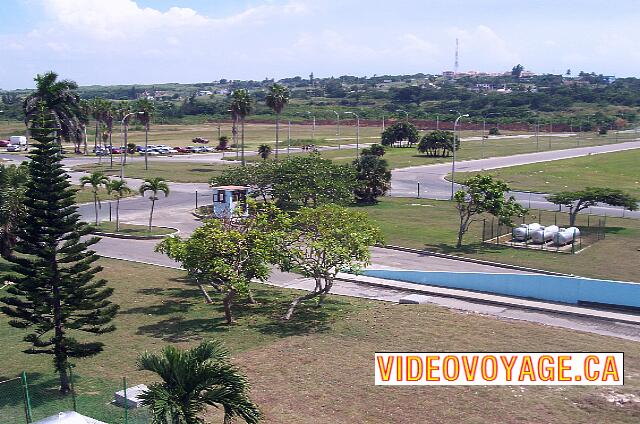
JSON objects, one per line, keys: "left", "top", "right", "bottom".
{"left": 390, "top": 139, "right": 640, "bottom": 218}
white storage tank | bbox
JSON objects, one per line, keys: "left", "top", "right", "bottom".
{"left": 531, "top": 225, "right": 559, "bottom": 244}
{"left": 553, "top": 227, "right": 581, "bottom": 246}
{"left": 512, "top": 223, "right": 542, "bottom": 241}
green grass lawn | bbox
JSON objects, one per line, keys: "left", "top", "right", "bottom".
{"left": 72, "top": 161, "right": 235, "bottom": 183}
{"left": 1, "top": 258, "right": 639, "bottom": 423}
{"left": 355, "top": 197, "right": 640, "bottom": 282}
{"left": 90, "top": 221, "right": 175, "bottom": 236}
{"left": 73, "top": 185, "right": 138, "bottom": 204}
{"left": 234, "top": 131, "right": 638, "bottom": 170}
{"left": 455, "top": 149, "right": 640, "bottom": 197}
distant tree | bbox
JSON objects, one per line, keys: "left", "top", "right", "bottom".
{"left": 353, "top": 151, "right": 391, "bottom": 204}
{"left": 229, "top": 89, "right": 253, "bottom": 166}
{"left": 135, "top": 98, "right": 155, "bottom": 170}
{"left": 139, "top": 177, "right": 170, "bottom": 231}
{"left": 216, "top": 135, "right": 230, "bottom": 150}
{"left": 106, "top": 179, "right": 132, "bottom": 232}
{"left": 80, "top": 171, "right": 110, "bottom": 225}
{"left": 454, "top": 175, "right": 526, "bottom": 248}
{"left": 1, "top": 108, "right": 118, "bottom": 394}
{"left": 0, "top": 163, "right": 30, "bottom": 258}
{"left": 488, "top": 127, "right": 500, "bottom": 135}
{"left": 23, "top": 71, "right": 83, "bottom": 148}
{"left": 547, "top": 187, "right": 638, "bottom": 226}
{"left": 265, "top": 83, "right": 290, "bottom": 160}
{"left": 271, "top": 154, "right": 356, "bottom": 208}
{"left": 511, "top": 64, "right": 524, "bottom": 79}
{"left": 417, "top": 130, "right": 459, "bottom": 157}
{"left": 138, "top": 340, "right": 261, "bottom": 424}
{"left": 257, "top": 144, "right": 272, "bottom": 160}
{"left": 566, "top": 69, "right": 572, "bottom": 76}
{"left": 274, "top": 205, "right": 383, "bottom": 319}
{"left": 381, "top": 122, "right": 419, "bottom": 147}
{"left": 127, "top": 143, "right": 136, "bottom": 154}
{"left": 210, "top": 162, "right": 276, "bottom": 203}
{"left": 598, "top": 127, "right": 608, "bottom": 135}
{"left": 360, "top": 143, "right": 385, "bottom": 157}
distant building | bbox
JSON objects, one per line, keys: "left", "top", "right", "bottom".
{"left": 210, "top": 185, "right": 249, "bottom": 219}
{"left": 197, "top": 90, "right": 213, "bottom": 96}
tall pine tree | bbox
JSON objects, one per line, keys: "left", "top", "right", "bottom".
{"left": 1, "top": 106, "right": 119, "bottom": 394}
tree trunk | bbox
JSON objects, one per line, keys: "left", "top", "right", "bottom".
{"left": 115, "top": 197, "right": 120, "bottom": 232}
{"left": 148, "top": 198, "right": 155, "bottom": 231}
{"left": 123, "top": 123, "right": 128, "bottom": 165}
{"left": 109, "top": 131, "right": 114, "bottom": 168}
{"left": 94, "top": 192, "right": 99, "bottom": 225}
{"left": 275, "top": 114, "right": 279, "bottom": 160}
{"left": 241, "top": 118, "right": 246, "bottom": 166}
{"left": 247, "top": 288, "right": 257, "bottom": 304}
{"left": 52, "top": 264, "right": 70, "bottom": 394}
{"left": 223, "top": 289, "right": 237, "bottom": 324}
{"left": 94, "top": 120, "right": 98, "bottom": 152}
{"left": 196, "top": 281, "right": 213, "bottom": 304}
{"left": 283, "top": 280, "right": 324, "bottom": 320}
{"left": 144, "top": 124, "right": 149, "bottom": 170}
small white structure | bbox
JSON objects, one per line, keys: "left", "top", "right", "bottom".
{"left": 531, "top": 225, "right": 560, "bottom": 244}
{"left": 553, "top": 227, "right": 581, "bottom": 246}
{"left": 512, "top": 223, "right": 542, "bottom": 241}
{"left": 33, "top": 411, "right": 107, "bottom": 424}
{"left": 9, "top": 135, "right": 27, "bottom": 146}
{"left": 211, "top": 185, "right": 249, "bottom": 219}
{"left": 114, "top": 383, "right": 149, "bottom": 408}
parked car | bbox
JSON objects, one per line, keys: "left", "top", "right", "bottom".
{"left": 174, "top": 146, "right": 190, "bottom": 153}
{"left": 95, "top": 148, "right": 110, "bottom": 156}
{"left": 111, "top": 147, "right": 123, "bottom": 154}
{"left": 6, "top": 144, "right": 27, "bottom": 152}
{"left": 0, "top": 140, "right": 11, "bottom": 147}
{"left": 191, "top": 146, "right": 207, "bottom": 153}
{"left": 192, "top": 137, "right": 209, "bottom": 144}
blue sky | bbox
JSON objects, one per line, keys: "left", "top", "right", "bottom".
{"left": 1, "top": 0, "right": 639, "bottom": 89}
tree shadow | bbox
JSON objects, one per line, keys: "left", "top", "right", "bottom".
{"left": 421, "top": 241, "right": 506, "bottom": 255}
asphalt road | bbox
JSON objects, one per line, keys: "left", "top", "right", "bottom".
{"left": 390, "top": 139, "right": 640, "bottom": 218}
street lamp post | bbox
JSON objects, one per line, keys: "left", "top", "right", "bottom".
{"left": 120, "top": 111, "right": 144, "bottom": 180}
{"left": 396, "top": 109, "right": 409, "bottom": 123}
{"left": 536, "top": 116, "right": 540, "bottom": 151}
{"left": 306, "top": 111, "right": 315, "bottom": 141}
{"left": 344, "top": 111, "right": 360, "bottom": 158}
{"left": 287, "top": 120, "right": 291, "bottom": 157}
{"left": 331, "top": 110, "right": 340, "bottom": 137}
{"left": 450, "top": 112, "right": 469, "bottom": 199}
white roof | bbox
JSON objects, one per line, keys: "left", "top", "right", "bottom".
{"left": 33, "top": 411, "right": 107, "bottom": 424}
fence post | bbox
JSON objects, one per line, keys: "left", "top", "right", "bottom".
{"left": 554, "top": 212, "right": 557, "bottom": 226}
{"left": 21, "top": 371, "right": 33, "bottom": 424}
{"left": 417, "top": 182, "right": 420, "bottom": 199}
{"left": 482, "top": 219, "right": 486, "bottom": 243}
{"left": 69, "top": 365, "right": 77, "bottom": 412}
{"left": 123, "top": 377, "right": 128, "bottom": 424}
{"left": 195, "top": 190, "right": 198, "bottom": 209}
{"left": 109, "top": 202, "right": 112, "bottom": 222}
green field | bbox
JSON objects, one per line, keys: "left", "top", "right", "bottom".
{"left": 455, "top": 149, "right": 640, "bottom": 197}
{"left": 356, "top": 197, "right": 640, "bottom": 282}
{"left": 1, "top": 258, "right": 638, "bottom": 423}
{"left": 73, "top": 184, "right": 138, "bottom": 204}
{"left": 91, "top": 222, "right": 175, "bottom": 236}
{"left": 72, "top": 161, "right": 233, "bottom": 183}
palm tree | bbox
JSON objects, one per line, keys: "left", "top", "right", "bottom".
{"left": 23, "top": 71, "right": 83, "bottom": 148}
{"left": 135, "top": 98, "right": 155, "bottom": 170}
{"left": 101, "top": 101, "right": 116, "bottom": 168}
{"left": 117, "top": 101, "right": 132, "bottom": 165}
{"left": 138, "top": 340, "right": 261, "bottom": 424}
{"left": 78, "top": 99, "right": 92, "bottom": 155}
{"left": 106, "top": 179, "right": 131, "bottom": 232}
{"left": 139, "top": 177, "right": 169, "bottom": 231}
{"left": 229, "top": 90, "right": 252, "bottom": 166}
{"left": 265, "top": 83, "right": 290, "bottom": 160}
{"left": 80, "top": 172, "right": 110, "bottom": 225}
{"left": 257, "top": 144, "right": 271, "bottom": 160}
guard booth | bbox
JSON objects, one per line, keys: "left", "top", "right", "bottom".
{"left": 210, "top": 185, "right": 249, "bottom": 219}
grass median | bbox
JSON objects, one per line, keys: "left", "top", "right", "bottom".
{"left": 73, "top": 161, "right": 235, "bottom": 183}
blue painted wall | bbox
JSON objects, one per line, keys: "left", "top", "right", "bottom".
{"left": 361, "top": 270, "right": 640, "bottom": 308}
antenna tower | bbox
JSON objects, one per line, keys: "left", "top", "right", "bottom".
{"left": 454, "top": 38, "right": 459, "bottom": 76}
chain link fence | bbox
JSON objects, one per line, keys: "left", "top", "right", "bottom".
{"left": 0, "top": 370, "right": 150, "bottom": 424}
{"left": 481, "top": 211, "right": 607, "bottom": 254}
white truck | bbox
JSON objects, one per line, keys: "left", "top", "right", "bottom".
{"left": 9, "top": 136, "right": 27, "bottom": 146}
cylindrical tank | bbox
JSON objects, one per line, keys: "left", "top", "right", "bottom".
{"left": 553, "top": 227, "right": 581, "bottom": 246}
{"left": 531, "top": 225, "right": 560, "bottom": 244}
{"left": 512, "top": 223, "right": 542, "bottom": 241}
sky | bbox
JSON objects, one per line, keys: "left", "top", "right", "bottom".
{"left": 1, "top": 0, "right": 639, "bottom": 89}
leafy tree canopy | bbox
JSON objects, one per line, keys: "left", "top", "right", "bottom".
{"left": 381, "top": 122, "right": 419, "bottom": 147}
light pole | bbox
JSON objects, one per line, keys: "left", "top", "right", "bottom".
{"left": 535, "top": 115, "right": 540, "bottom": 151}
{"left": 306, "top": 111, "right": 315, "bottom": 141}
{"left": 396, "top": 109, "right": 409, "bottom": 123}
{"left": 382, "top": 114, "right": 385, "bottom": 132}
{"left": 331, "top": 110, "right": 340, "bottom": 137}
{"left": 450, "top": 111, "right": 469, "bottom": 200}
{"left": 436, "top": 114, "right": 439, "bottom": 130}
{"left": 482, "top": 112, "right": 501, "bottom": 159}
{"left": 287, "top": 120, "right": 291, "bottom": 156}
{"left": 344, "top": 111, "right": 360, "bottom": 158}
{"left": 120, "top": 111, "right": 143, "bottom": 180}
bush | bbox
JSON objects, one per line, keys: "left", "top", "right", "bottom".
{"left": 381, "top": 122, "right": 419, "bottom": 147}
{"left": 488, "top": 127, "right": 500, "bottom": 135}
